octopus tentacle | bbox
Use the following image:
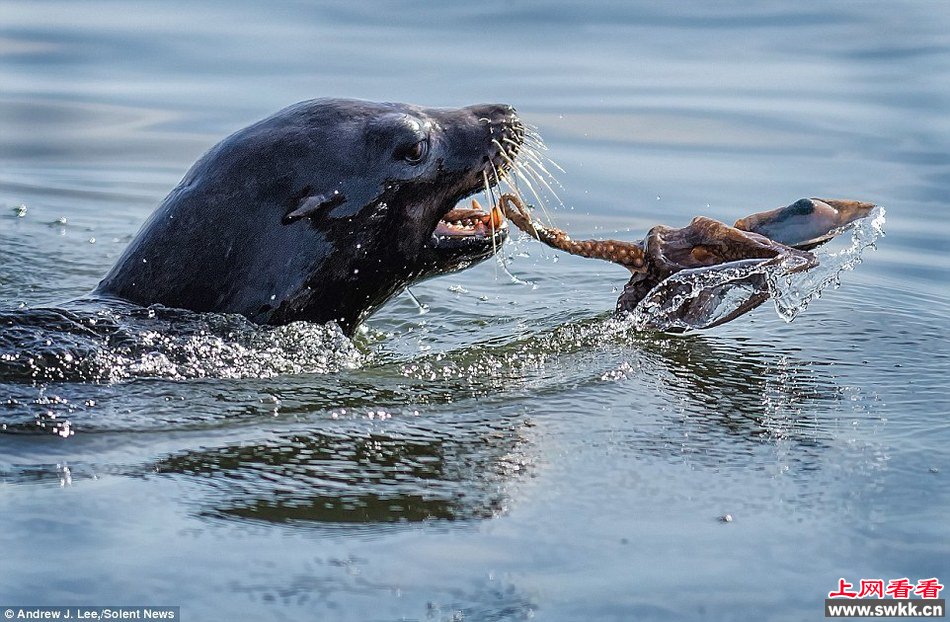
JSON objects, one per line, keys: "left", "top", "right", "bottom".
{"left": 498, "top": 194, "right": 647, "bottom": 271}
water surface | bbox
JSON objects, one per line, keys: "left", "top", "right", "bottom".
{"left": 2, "top": 1, "right": 949, "bottom": 620}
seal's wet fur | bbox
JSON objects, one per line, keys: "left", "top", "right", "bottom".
{"left": 96, "top": 99, "right": 521, "bottom": 334}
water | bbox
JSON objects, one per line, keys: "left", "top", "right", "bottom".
{"left": 2, "top": 1, "right": 949, "bottom": 620}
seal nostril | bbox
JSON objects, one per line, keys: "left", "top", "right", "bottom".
{"left": 472, "top": 103, "right": 518, "bottom": 125}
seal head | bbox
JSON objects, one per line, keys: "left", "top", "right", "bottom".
{"left": 95, "top": 98, "right": 522, "bottom": 334}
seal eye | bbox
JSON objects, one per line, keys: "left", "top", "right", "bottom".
{"left": 399, "top": 139, "right": 429, "bottom": 164}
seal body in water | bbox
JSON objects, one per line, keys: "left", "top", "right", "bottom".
{"left": 95, "top": 98, "right": 522, "bottom": 335}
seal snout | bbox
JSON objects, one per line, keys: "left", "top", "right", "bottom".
{"left": 469, "top": 103, "right": 519, "bottom": 128}
{"left": 479, "top": 104, "right": 525, "bottom": 181}
{"left": 414, "top": 103, "right": 524, "bottom": 278}
{"left": 464, "top": 103, "right": 524, "bottom": 178}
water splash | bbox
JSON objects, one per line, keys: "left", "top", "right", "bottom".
{"left": 0, "top": 302, "right": 362, "bottom": 383}
{"left": 770, "top": 206, "right": 886, "bottom": 320}
{"left": 0, "top": 209, "right": 885, "bottom": 384}
{"left": 103, "top": 317, "right": 362, "bottom": 381}
{"left": 629, "top": 207, "right": 886, "bottom": 331}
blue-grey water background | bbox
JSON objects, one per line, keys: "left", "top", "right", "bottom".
{"left": 1, "top": 1, "right": 949, "bottom": 620}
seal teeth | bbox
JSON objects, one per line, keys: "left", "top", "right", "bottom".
{"left": 437, "top": 195, "right": 508, "bottom": 239}
{"left": 489, "top": 206, "right": 504, "bottom": 229}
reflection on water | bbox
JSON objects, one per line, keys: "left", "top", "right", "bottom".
{"left": 154, "top": 412, "right": 534, "bottom": 525}
{"left": 1, "top": 306, "right": 860, "bottom": 535}
{"left": 640, "top": 335, "right": 838, "bottom": 436}
{"left": 2, "top": 0, "right": 949, "bottom": 619}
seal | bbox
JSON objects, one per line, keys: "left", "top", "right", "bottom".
{"left": 94, "top": 99, "right": 522, "bottom": 335}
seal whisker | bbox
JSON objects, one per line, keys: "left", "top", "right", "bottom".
{"left": 521, "top": 138, "right": 564, "bottom": 206}
{"left": 542, "top": 154, "right": 566, "bottom": 175}
{"left": 489, "top": 156, "right": 527, "bottom": 219}
{"left": 482, "top": 168, "right": 505, "bottom": 280}
{"left": 521, "top": 146, "right": 551, "bottom": 175}
{"left": 511, "top": 166, "right": 556, "bottom": 228}
{"left": 521, "top": 160, "right": 563, "bottom": 207}
{"left": 483, "top": 167, "right": 499, "bottom": 210}
{"left": 523, "top": 133, "right": 546, "bottom": 151}
{"left": 482, "top": 168, "right": 497, "bottom": 202}
{"left": 485, "top": 169, "right": 536, "bottom": 286}
{"left": 491, "top": 162, "right": 517, "bottom": 204}
{"left": 503, "top": 170, "right": 562, "bottom": 263}
{"left": 490, "top": 146, "right": 556, "bottom": 229}
{"left": 490, "top": 140, "right": 515, "bottom": 172}
{"left": 494, "top": 161, "right": 530, "bottom": 223}
{"left": 524, "top": 133, "right": 549, "bottom": 156}
{"left": 502, "top": 137, "right": 525, "bottom": 152}
{"left": 517, "top": 146, "right": 566, "bottom": 190}
{"left": 522, "top": 123, "right": 544, "bottom": 142}
{"left": 493, "top": 141, "right": 542, "bottom": 205}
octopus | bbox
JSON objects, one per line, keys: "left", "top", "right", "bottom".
{"left": 495, "top": 194, "right": 876, "bottom": 329}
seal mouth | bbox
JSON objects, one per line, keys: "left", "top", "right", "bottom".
{"left": 434, "top": 198, "right": 508, "bottom": 247}
{"left": 419, "top": 194, "right": 509, "bottom": 277}
{"left": 430, "top": 108, "right": 523, "bottom": 251}
{"left": 419, "top": 103, "right": 523, "bottom": 274}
